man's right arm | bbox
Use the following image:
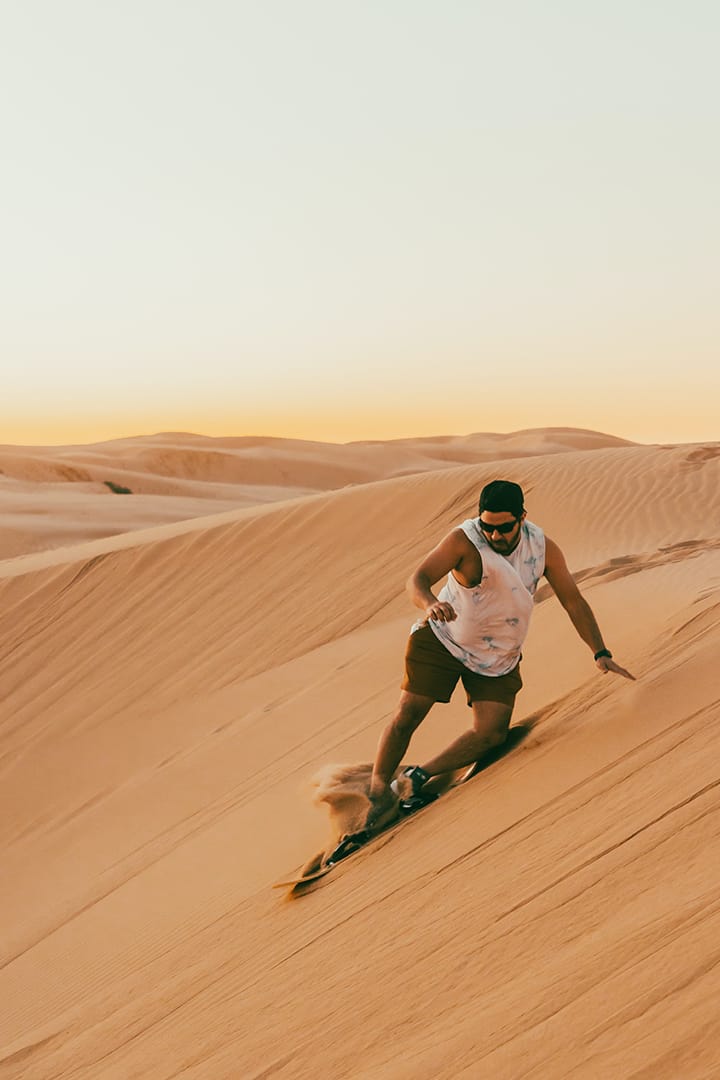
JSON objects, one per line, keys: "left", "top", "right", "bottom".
{"left": 406, "top": 528, "right": 471, "bottom": 622}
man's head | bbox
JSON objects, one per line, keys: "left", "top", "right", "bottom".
{"left": 477, "top": 480, "right": 526, "bottom": 553}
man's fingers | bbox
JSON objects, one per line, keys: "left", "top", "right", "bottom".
{"left": 598, "top": 659, "right": 636, "bottom": 681}
{"left": 427, "top": 603, "right": 456, "bottom": 622}
{"left": 610, "top": 661, "right": 635, "bottom": 680}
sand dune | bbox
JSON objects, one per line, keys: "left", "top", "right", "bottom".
{"left": 0, "top": 427, "right": 634, "bottom": 559}
{"left": 1, "top": 434, "right": 719, "bottom": 1078}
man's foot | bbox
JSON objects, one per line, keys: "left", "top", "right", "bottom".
{"left": 364, "top": 787, "right": 399, "bottom": 832}
{"left": 390, "top": 764, "right": 430, "bottom": 800}
{"left": 326, "top": 830, "right": 371, "bottom": 865}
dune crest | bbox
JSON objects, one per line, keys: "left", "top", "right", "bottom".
{"left": 0, "top": 426, "right": 635, "bottom": 559}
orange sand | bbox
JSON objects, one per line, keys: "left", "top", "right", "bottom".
{"left": 1, "top": 429, "right": 719, "bottom": 1079}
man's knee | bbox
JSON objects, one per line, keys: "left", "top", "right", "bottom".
{"left": 470, "top": 700, "right": 513, "bottom": 744}
{"left": 482, "top": 727, "right": 508, "bottom": 750}
{"left": 392, "top": 695, "right": 433, "bottom": 736}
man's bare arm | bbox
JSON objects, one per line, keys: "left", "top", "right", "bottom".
{"left": 543, "top": 537, "right": 635, "bottom": 680}
{"left": 407, "top": 529, "right": 473, "bottom": 622}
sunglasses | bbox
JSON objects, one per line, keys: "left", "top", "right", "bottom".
{"left": 478, "top": 517, "right": 518, "bottom": 535}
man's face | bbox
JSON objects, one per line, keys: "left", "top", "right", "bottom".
{"left": 478, "top": 511, "right": 524, "bottom": 554}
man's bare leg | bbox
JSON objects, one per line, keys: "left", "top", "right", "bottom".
{"left": 365, "top": 691, "right": 435, "bottom": 826}
{"left": 419, "top": 699, "right": 513, "bottom": 777}
{"left": 365, "top": 696, "right": 513, "bottom": 830}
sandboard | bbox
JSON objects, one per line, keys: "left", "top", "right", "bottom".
{"left": 272, "top": 864, "right": 335, "bottom": 889}
{"left": 273, "top": 724, "right": 532, "bottom": 897}
{"left": 272, "top": 794, "right": 438, "bottom": 892}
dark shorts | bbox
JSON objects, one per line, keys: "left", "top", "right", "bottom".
{"left": 401, "top": 623, "right": 523, "bottom": 707}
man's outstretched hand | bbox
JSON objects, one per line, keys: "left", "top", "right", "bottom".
{"left": 597, "top": 656, "right": 635, "bottom": 680}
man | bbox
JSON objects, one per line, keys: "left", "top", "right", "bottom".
{"left": 365, "top": 479, "right": 635, "bottom": 830}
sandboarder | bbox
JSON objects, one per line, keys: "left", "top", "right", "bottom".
{"left": 364, "top": 479, "right": 635, "bottom": 831}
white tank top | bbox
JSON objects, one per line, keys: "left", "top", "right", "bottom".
{"left": 420, "top": 518, "right": 546, "bottom": 677}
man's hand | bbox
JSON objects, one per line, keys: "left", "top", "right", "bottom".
{"left": 596, "top": 656, "right": 635, "bottom": 680}
{"left": 424, "top": 600, "right": 457, "bottom": 623}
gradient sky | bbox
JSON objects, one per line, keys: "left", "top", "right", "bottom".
{"left": 2, "top": 1, "right": 719, "bottom": 445}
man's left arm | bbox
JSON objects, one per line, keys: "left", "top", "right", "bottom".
{"left": 543, "top": 537, "right": 636, "bottom": 680}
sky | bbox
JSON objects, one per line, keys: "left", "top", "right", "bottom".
{"left": 2, "top": 1, "right": 719, "bottom": 446}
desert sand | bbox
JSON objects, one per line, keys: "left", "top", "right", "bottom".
{"left": 0, "top": 427, "right": 632, "bottom": 559}
{"left": 1, "top": 428, "right": 719, "bottom": 1079}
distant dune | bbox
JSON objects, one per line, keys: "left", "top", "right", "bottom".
{"left": 2, "top": 432, "right": 719, "bottom": 1078}
{"left": 0, "top": 427, "right": 634, "bottom": 559}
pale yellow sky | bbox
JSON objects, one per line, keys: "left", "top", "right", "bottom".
{"left": 2, "top": 3, "right": 719, "bottom": 448}
{"left": 4, "top": 383, "right": 717, "bottom": 448}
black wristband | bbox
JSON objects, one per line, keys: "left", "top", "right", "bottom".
{"left": 594, "top": 648, "right": 612, "bottom": 661}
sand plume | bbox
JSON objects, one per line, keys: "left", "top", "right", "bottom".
{"left": 310, "top": 762, "right": 378, "bottom": 841}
